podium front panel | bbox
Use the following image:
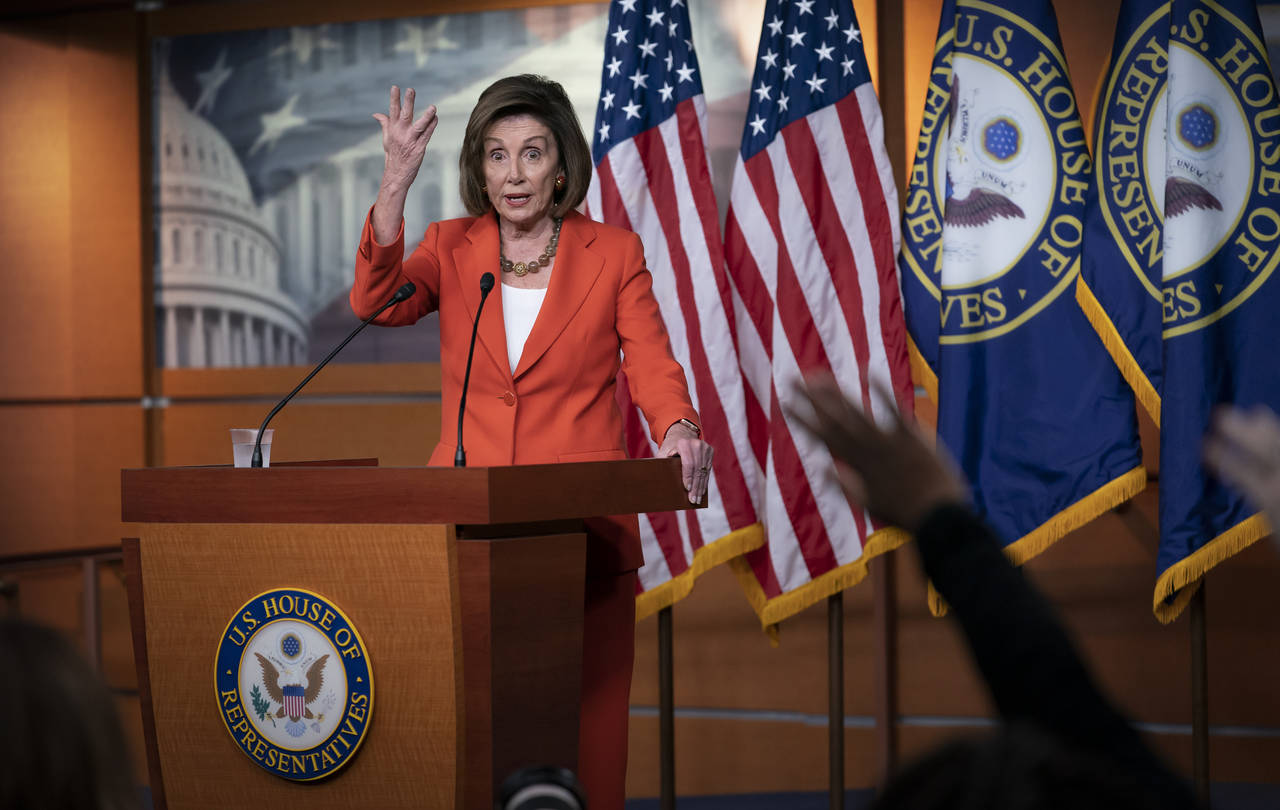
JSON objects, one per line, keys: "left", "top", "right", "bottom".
{"left": 137, "top": 523, "right": 460, "bottom": 809}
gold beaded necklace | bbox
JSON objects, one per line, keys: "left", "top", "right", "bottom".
{"left": 499, "top": 218, "right": 562, "bottom": 277}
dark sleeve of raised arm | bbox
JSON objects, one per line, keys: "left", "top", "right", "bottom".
{"left": 913, "top": 503, "right": 1190, "bottom": 793}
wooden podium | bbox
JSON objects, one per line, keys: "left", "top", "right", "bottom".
{"left": 121, "top": 458, "right": 695, "bottom": 810}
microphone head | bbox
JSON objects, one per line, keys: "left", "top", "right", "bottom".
{"left": 393, "top": 282, "right": 416, "bottom": 302}
{"left": 479, "top": 272, "right": 495, "bottom": 295}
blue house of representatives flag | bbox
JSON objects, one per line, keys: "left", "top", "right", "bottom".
{"left": 1077, "top": 0, "right": 1168, "bottom": 424}
{"left": 1079, "top": 0, "right": 1280, "bottom": 621}
{"left": 899, "top": 0, "right": 1146, "bottom": 609}
{"left": 1153, "top": 0, "right": 1280, "bottom": 621}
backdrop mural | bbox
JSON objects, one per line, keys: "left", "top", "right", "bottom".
{"left": 151, "top": 2, "right": 766, "bottom": 368}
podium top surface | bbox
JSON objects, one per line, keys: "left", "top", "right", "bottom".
{"left": 121, "top": 457, "right": 697, "bottom": 525}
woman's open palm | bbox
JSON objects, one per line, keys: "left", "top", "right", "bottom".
{"left": 372, "top": 86, "right": 439, "bottom": 191}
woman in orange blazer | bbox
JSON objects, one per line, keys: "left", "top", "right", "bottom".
{"left": 350, "top": 75, "right": 713, "bottom": 810}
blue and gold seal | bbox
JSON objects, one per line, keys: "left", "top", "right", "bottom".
{"left": 214, "top": 588, "right": 373, "bottom": 781}
{"left": 1095, "top": 0, "right": 1280, "bottom": 338}
{"left": 900, "top": 0, "right": 1092, "bottom": 345}
{"left": 1160, "top": 0, "right": 1280, "bottom": 335}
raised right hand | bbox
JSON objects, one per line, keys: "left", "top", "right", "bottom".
{"left": 373, "top": 86, "right": 439, "bottom": 192}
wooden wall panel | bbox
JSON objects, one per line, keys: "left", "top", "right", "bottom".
{"left": 0, "top": 404, "right": 145, "bottom": 558}
{"left": 3, "top": 564, "right": 82, "bottom": 631}
{"left": 623, "top": 705, "right": 1280, "bottom": 798}
{"left": 66, "top": 12, "right": 144, "bottom": 398}
{"left": 1200, "top": 538, "right": 1280, "bottom": 726}
{"left": 854, "top": 0, "right": 879, "bottom": 90}
{"left": 901, "top": 0, "right": 944, "bottom": 191}
{"left": 0, "top": 12, "right": 142, "bottom": 401}
{"left": 157, "top": 400, "right": 442, "bottom": 468}
{"left": 0, "top": 562, "right": 135, "bottom": 684}
{"left": 633, "top": 564, "right": 881, "bottom": 717}
{"left": 146, "top": 0, "right": 605, "bottom": 37}
{"left": 159, "top": 363, "right": 441, "bottom": 399}
{"left": 627, "top": 715, "right": 881, "bottom": 797}
{"left": 1146, "top": 732, "right": 1280, "bottom": 785}
{"left": 0, "top": 23, "right": 75, "bottom": 398}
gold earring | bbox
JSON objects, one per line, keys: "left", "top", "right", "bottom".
{"left": 481, "top": 183, "right": 486, "bottom": 191}
{"left": 555, "top": 176, "right": 564, "bottom": 189}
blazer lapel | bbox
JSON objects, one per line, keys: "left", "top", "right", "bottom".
{"left": 513, "top": 212, "right": 604, "bottom": 379}
{"left": 452, "top": 214, "right": 512, "bottom": 383}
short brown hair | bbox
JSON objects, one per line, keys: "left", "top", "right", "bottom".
{"left": 460, "top": 75, "right": 592, "bottom": 219}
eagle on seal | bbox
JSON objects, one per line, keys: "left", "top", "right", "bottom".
{"left": 255, "top": 652, "right": 328, "bottom": 722}
{"left": 943, "top": 75, "right": 1026, "bottom": 228}
{"left": 1165, "top": 176, "right": 1223, "bottom": 218}
{"left": 945, "top": 187, "right": 1026, "bottom": 228}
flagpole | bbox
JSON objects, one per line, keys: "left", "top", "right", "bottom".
{"left": 873, "top": 553, "right": 898, "bottom": 784}
{"left": 872, "top": 0, "right": 906, "bottom": 785}
{"left": 1190, "top": 584, "right": 1210, "bottom": 806}
{"left": 828, "top": 592, "right": 844, "bottom": 810}
{"left": 659, "top": 605, "right": 675, "bottom": 810}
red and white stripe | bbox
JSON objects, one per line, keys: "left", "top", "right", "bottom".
{"left": 587, "top": 95, "right": 761, "bottom": 612}
{"left": 724, "top": 84, "right": 912, "bottom": 620}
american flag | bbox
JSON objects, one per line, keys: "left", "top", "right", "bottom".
{"left": 723, "top": 0, "right": 913, "bottom": 629}
{"left": 585, "top": 0, "right": 763, "bottom": 618}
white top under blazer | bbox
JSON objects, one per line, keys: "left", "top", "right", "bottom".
{"left": 500, "top": 283, "right": 548, "bottom": 375}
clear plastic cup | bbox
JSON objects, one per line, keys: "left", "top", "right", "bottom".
{"left": 230, "top": 428, "right": 273, "bottom": 468}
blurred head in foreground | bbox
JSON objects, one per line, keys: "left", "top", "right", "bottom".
{"left": 0, "top": 618, "right": 137, "bottom": 810}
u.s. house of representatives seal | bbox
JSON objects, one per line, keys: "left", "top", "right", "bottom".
{"left": 214, "top": 588, "right": 373, "bottom": 781}
{"left": 901, "top": 1, "right": 1092, "bottom": 344}
{"left": 1097, "top": 0, "right": 1280, "bottom": 337}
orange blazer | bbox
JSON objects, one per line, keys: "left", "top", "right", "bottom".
{"left": 351, "top": 209, "right": 698, "bottom": 565}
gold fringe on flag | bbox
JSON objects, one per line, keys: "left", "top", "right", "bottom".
{"left": 729, "top": 526, "right": 911, "bottom": 645}
{"left": 634, "top": 522, "right": 766, "bottom": 622}
{"left": 906, "top": 334, "right": 939, "bottom": 406}
{"left": 1074, "top": 276, "right": 1162, "bottom": 427}
{"left": 927, "top": 465, "right": 1149, "bottom": 616}
{"left": 1152, "top": 512, "right": 1271, "bottom": 624}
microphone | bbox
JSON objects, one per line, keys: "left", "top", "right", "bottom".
{"left": 455, "top": 272, "right": 496, "bottom": 467}
{"left": 249, "top": 282, "right": 416, "bottom": 467}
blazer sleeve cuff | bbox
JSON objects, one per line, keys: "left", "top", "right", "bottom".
{"left": 358, "top": 206, "right": 406, "bottom": 264}
{"left": 655, "top": 410, "right": 701, "bottom": 445}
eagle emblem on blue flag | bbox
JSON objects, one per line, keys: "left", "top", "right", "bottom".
{"left": 903, "top": 0, "right": 1093, "bottom": 345}
{"left": 1155, "top": 0, "right": 1280, "bottom": 620}
{"left": 900, "top": 0, "right": 1145, "bottom": 610}
{"left": 1078, "top": 0, "right": 1280, "bottom": 621}
{"left": 944, "top": 78, "right": 1027, "bottom": 228}
{"left": 1160, "top": 19, "right": 1263, "bottom": 337}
